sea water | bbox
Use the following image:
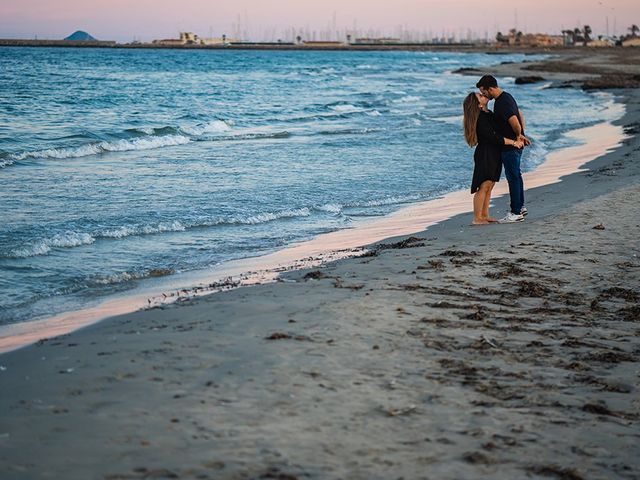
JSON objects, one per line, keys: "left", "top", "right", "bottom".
{"left": 0, "top": 47, "right": 621, "bottom": 326}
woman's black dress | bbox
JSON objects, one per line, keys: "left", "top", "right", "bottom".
{"left": 471, "top": 110, "right": 503, "bottom": 193}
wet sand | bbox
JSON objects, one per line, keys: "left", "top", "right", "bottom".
{"left": 0, "top": 50, "right": 639, "bottom": 479}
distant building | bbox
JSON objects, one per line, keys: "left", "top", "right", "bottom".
{"left": 353, "top": 37, "right": 401, "bottom": 45}
{"left": 152, "top": 32, "right": 200, "bottom": 46}
{"left": 200, "top": 37, "right": 240, "bottom": 46}
{"left": 622, "top": 37, "right": 640, "bottom": 47}
{"left": 180, "top": 32, "right": 199, "bottom": 44}
{"left": 587, "top": 37, "right": 615, "bottom": 47}
{"left": 152, "top": 38, "right": 184, "bottom": 46}
{"left": 497, "top": 30, "right": 562, "bottom": 47}
{"left": 302, "top": 41, "right": 345, "bottom": 47}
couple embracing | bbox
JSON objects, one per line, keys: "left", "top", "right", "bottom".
{"left": 463, "top": 75, "right": 530, "bottom": 225}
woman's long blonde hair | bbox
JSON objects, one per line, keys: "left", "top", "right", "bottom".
{"left": 462, "top": 93, "right": 481, "bottom": 147}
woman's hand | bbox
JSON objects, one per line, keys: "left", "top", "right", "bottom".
{"left": 513, "top": 139, "right": 524, "bottom": 149}
{"left": 518, "top": 134, "right": 531, "bottom": 146}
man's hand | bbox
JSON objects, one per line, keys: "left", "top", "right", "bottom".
{"left": 518, "top": 134, "right": 531, "bottom": 146}
{"left": 513, "top": 139, "right": 524, "bottom": 149}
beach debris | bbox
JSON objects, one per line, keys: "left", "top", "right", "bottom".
{"left": 515, "top": 75, "right": 545, "bottom": 84}
{"left": 618, "top": 305, "right": 640, "bottom": 321}
{"left": 303, "top": 270, "right": 326, "bottom": 280}
{"left": 429, "top": 300, "right": 476, "bottom": 309}
{"left": 332, "top": 278, "right": 364, "bottom": 290}
{"left": 463, "top": 308, "right": 488, "bottom": 321}
{"left": 592, "top": 223, "right": 605, "bottom": 230}
{"left": 485, "top": 264, "right": 526, "bottom": 279}
{"left": 121, "top": 467, "right": 179, "bottom": 479}
{"left": 623, "top": 122, "right": 640, "bottom": 135}
{"left": 259, "top": 466, "right": 299, "bottom": 480}
{"left": 439, "top": 249, "right": 477, "bottom": 257}
{"left": 417, "top": 259, "right": 445, "bottom": 271}
{"left": 599, "top": 287, "right": 639, "bottom": 302}
{"left": 384, "top": 404, "right": 417, "bottom": 417}
{"left": 377, "top": 236, "right": 426, "bottom": 250}
{"left": 527, "top": 465, "right": 585, "bottom": 480}
{"left": 462, "top": 451, "right": 494, "bottom": 465}
{"left": 516, "top": 280, "right": 551, "bottom": 297}
{"left": 265, "top": 332, "right": 313, "bottom": 342}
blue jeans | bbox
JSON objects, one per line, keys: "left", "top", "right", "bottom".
{"left": 501, "top": 149, "right": 524, "bottom": 215}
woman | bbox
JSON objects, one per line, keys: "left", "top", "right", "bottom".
{"left": 463, "top": 92, "right": 523, "bottom": 225}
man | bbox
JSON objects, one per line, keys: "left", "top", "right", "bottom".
{"left": 476, "top": 75, "right": 530, "bottom": 223}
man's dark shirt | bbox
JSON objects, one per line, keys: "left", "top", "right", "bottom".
{"left": 493, "top": 91, "right": 521, "bottom": 150}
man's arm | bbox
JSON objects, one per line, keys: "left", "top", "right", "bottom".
{"left": 518, "top": 109, "right": 531, "bottom": 145}
{"left": 507, "top": 115, "right": 522, "bottom": 138}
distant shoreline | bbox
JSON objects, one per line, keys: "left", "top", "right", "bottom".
{"left": 0, "top": 38, "right": 574, "bottom": 53}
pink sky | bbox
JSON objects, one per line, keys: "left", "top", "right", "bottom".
{"left": 0, "top": 0, "right": 637, "bottom": 41}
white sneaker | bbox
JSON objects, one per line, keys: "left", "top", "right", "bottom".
{"left": 520, "top": 207, "right": 528, "bottom": 216}
{"left": 500, "top": 212, "right": 525, "bottom": 223}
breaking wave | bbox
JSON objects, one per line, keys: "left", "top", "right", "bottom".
{"left": 9, "top": 134, "right": 191, "bottom": 161}
{"left": 4, "top": 208, "right": 313, "bottom": 258}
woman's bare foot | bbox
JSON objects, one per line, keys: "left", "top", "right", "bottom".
{"left": 471, "top": 219, "right": 491, "bottom": 225}
{"left": 484, "top": 217, "right": 499, "bottom": 223}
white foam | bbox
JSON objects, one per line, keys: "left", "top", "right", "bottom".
{"left": 10, "top": 231, "right": 95, "bottom": 258}
{"left": 234, "top": 208, "right": 311, "bottom": 225}
{"left": 394, "top": 95, "right": 422, "bottom": 104}
{"left": 11, "top": 135, "right": 190, "bottom": 161}
{"left": 316, "top": 203, "right": 343, "bottom": 214}
{"left": 0, "top": 158, "right": 15, "bottom": 169}
{"left": 180, "top": 120, "right": 231, "bottom": 136}
{"left": 434, "top": 114, "right": 463, "bottom": 125}
{"left": 357, "top": 194, "right": 423, "bottom": 208}
{"left": 100, "top": 220, "right": 187, "bottom": 239}
{"left": 366, "top": 110, "right": 382, "bottom": 117}
{"left": 329, "top": 104, "right": 363, "bottom": 113}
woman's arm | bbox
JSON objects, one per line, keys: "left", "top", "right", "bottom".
{"left": 477, "top": 113, "right": 521, "bottom": 147}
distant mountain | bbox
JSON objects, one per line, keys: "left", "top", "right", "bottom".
{"left": 64, "top": 31, "right": 97, "bottom": 41}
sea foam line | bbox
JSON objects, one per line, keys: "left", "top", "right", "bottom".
{"left": 10, "top": 134, "right": 191, "bottom": 161}
{"left": 5, "top": 208, "right": 313, "bottom": 258}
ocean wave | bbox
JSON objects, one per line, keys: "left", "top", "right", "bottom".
{"left": 355, "top": 194, "right": 423, "bottom": 208}
{"left": 315, "top": 203, "right": 343, "bottom": 214}
{"left": 317, "top": 128, "right": 379, "bottom": 136}
{"left": 394, "top": 95, "right": 422, "bottom": 104}
{"left": 314, "top": 194, "right": 425, "bottom": 215}
{"left": 328, "top": 104, "right": 365, "bottom": 113}
{"left": 9, "top": 231, "right": 95, "bottom": 258}
{"left": 10, "top": 134, "right": 191, "bottom": 161}
{"left": 230, "top": 208, "right": 311, "bottom": 225}
{"left": 89, "top": 268, "right": 174, "bottom": 286}
{"left": 433, "top": 115, "right": 463, "bottom": 125}
{"left": 100, "top": 221, "right": 187, "bottom": 239}
{"left": 200, "top": 131, "right": 291, "bottom": 142}
{"left": 179, "top": 120, "right": 232, "bottom": 136}
{"left": 5, "top": 120, "right": 233, "bottom": 165}
{"left": 3, "top": 208, "right": 315, "bottom": 259}
{"left": 0, "top": 158, "right": 15, "bottom": 169}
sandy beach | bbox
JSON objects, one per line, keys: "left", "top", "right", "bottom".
{"left": 1, "top": 49, "right": 639, "bottom": 480}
